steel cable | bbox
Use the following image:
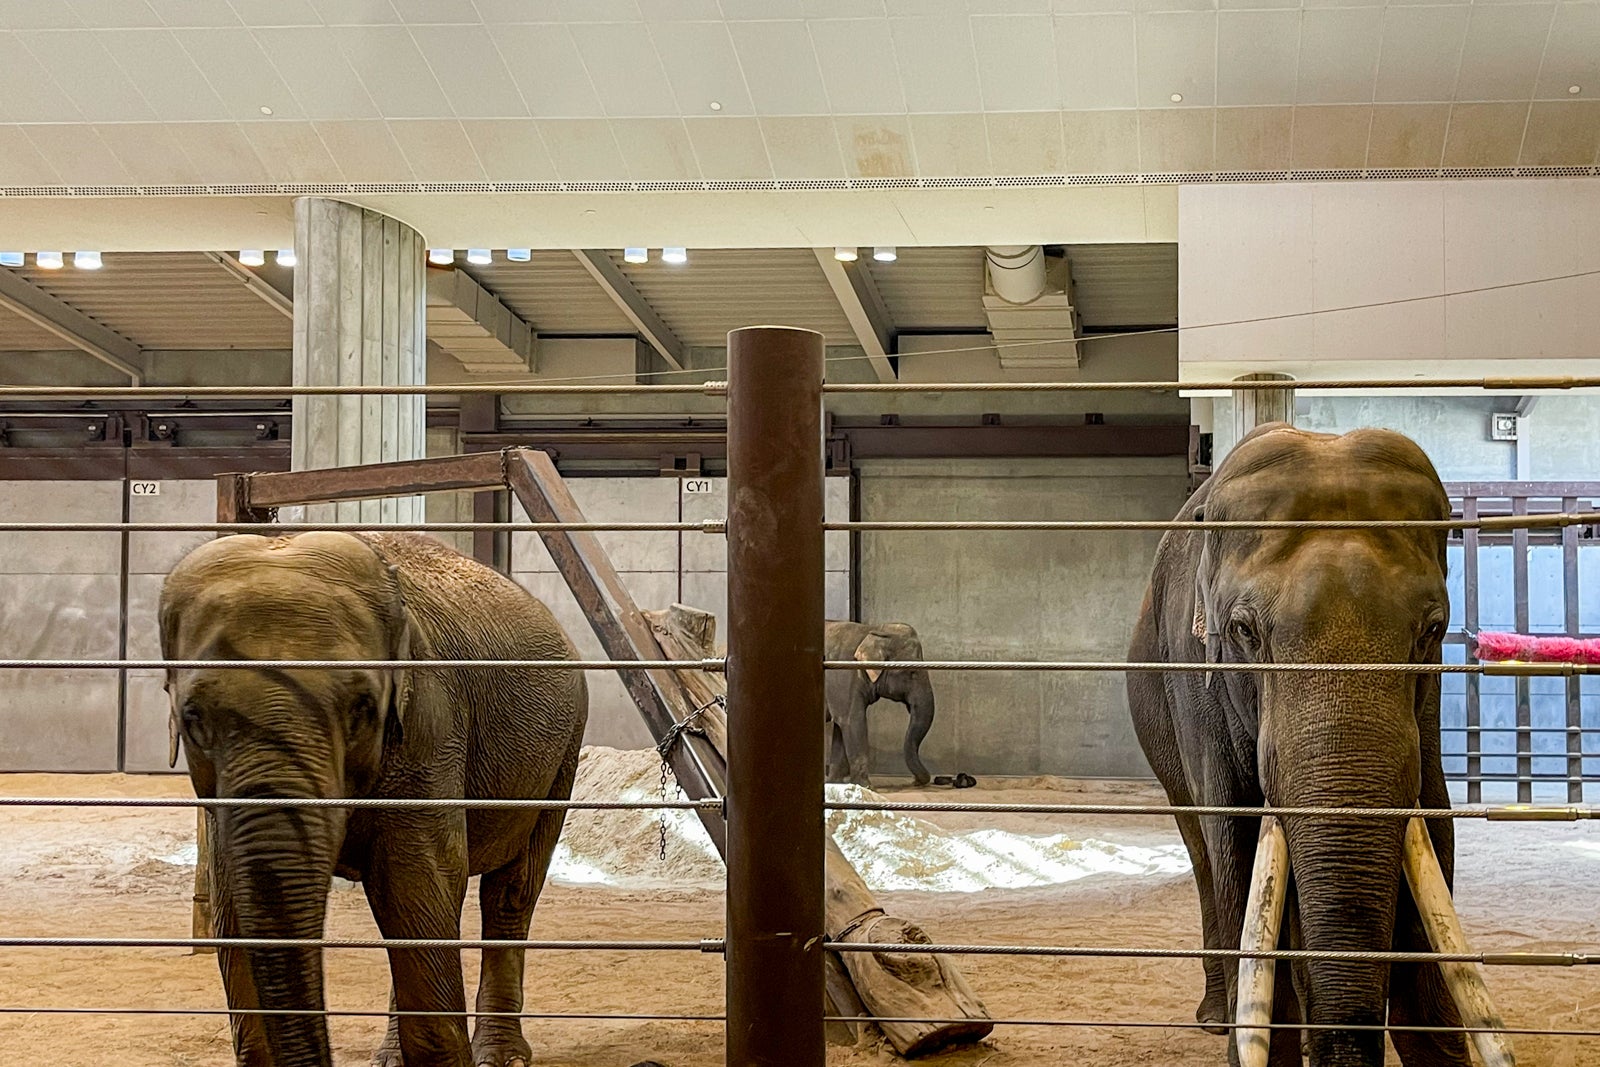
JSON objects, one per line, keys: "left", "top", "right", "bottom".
{"left": 0, "top": 937, "right": 725, "bottom": 952}
{"left": 0, "top": 796, "right": 721, "bottom": 811}
{"left": 823, "top": 943, "right": 1596, "bottom": 966}
{"left": 823, "top": 1016, "right": 1600, "bottom": 1038}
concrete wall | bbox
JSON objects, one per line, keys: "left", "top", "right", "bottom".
{"left": 858, "top": 456, "right": 1191, "bottom": 779}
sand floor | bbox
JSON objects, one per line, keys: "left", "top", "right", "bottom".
{"left": 1, "top": 769, "right": 1598, "bottom": 1066}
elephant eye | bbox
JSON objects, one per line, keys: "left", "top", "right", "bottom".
{"left": 1421, "top": 619, "right": 1446, "bottom": 642}
{"left": 1230, "top": 619, "right": 1258, "bottom": 650}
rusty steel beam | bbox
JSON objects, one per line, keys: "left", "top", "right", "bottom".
{"left": 725, "top": 326, "right": 827, "bottom": 1067}
{"left": 502, "top": 448, "right": 728, "bottom": 851}
{"left": 237, "top": 451, "right": 507, "bottom": 509}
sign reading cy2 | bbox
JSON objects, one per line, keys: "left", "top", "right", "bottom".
{"left": 130, "top": 481, "right": 161, "bottom": 497}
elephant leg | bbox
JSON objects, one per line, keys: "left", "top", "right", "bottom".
{"left": 372, "top": 987, "right": 403, "bottom": 1067}
{"left": 1172, "top": 809, "right": 1230, "bottom": 1033}
{"left": 209, "top": 851, "right": 272, "bottom": 1067}
{"left": 473, "top": 767, "right": 575, "bottom": 1067}
{"left": 364, "top": 821, "right": 473, "bottom": 1067}
{"left": 842, "top": 692, "right": 872, "bottom": 787}
{"left": 827, "top": 722, "right": 849, "bottom": 783}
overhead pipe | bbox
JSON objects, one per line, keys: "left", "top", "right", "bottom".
{"left": 984, "top": 245, "right": 1047, "bottom": 305}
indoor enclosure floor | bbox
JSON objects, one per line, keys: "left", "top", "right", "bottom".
{"left": 2, "top": 756, "right": 1598, "bottom": 1067}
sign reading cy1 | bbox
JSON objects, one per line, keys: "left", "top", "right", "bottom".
{"left": 683, "top": 478, "right": 714, "bottom": 495}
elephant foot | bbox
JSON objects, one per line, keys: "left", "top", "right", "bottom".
{"left": 1196, "top": 990, "right": 1229, "bottom": 1036}
{"left": 471, "top": 1022, "right": 532, "bottom": 1067}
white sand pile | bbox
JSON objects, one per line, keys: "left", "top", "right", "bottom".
{"left": 550, "top": 747, "right": 1190, "bottom": 892}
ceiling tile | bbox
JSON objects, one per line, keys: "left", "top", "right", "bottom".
{"left": 1137, "top": 12, "right": 1217, "bottom": 107}
{"left": 1441, "top": 102, "right": 1527, "bottom": 166}
{"left": 1216, "top": 10, "right": 1299, "bottom": 106}
{"left": 1455, "top": 6, "right": 1554, "bottom": 102}
{"left": 568, "top": 22, "right": 679, "bottom": 117}
{"left": 728, "top": 21, "right": 831, "bottom": 115}
{"left": 1519, "top": 100, "right": 1600, "bottom": 165}
{"left": 15, "top": 31, "right": 158, "bottom": 122}
{"left": 908, "top": 112, "right": 990, "bottom": 176}
{"left": 389, "top": 0, "right": 481, "bottom": 21}
{"left": 759, "top": 115, "right": 846, "bottom": 178}
{"left": 410, "top": 25, "right": 528, "bottom": 117}
{"left": 227, "top": 0, "right": 320, "bottom": 26}
{"left": 313, "top": 120, "right": 416, "bottom": 180}
{"left": 1374, "top": 7, "right": 1468, "bottom": 104}
{"left": 0, "top": 125, "right": 65, "bottom": 184}
{"left": 1062, "top": 108, "right": 1139, "bottom": 171}
{"left": 20, "top": 124, "right": 135, "bottom": 185}
{"left": 305, "top": 0, "right": 399, "bottom": 24}
{"left": 332, "top": 25, "right": 454, "bottom": 118}
{"left": 971, "top": 15, "right": 1059, "bottom": 110}
{"left": 1056, "top": 15, "right": 1137, "bottom": 108}
{"left": 166, "top": 121, "right": 268, "bottom": 182}
{"left": 968, "top": 0, "right": 1050, "bottom": 11}
{"left": 805, "top": 0, "right": 884, "bottom": 13}
{"left": 990, "top": 110, "right": 1067, "bottom": 173}
{"left": 242, "top": 120, "right": 343, "bottom": 182}
{"left": 385, "top": 118, "right": 487, "bottom": 180}
{"left": 1366, "top": 103, "right": 1448, "bottom": 168}
{"left": 809, "top": 19, "right": 906, "bottom": 113}
{"left": 648, "top": 20, "right": 756, "bottom": 116}
{"left": 1289, "top": 104, "right": 1371, "bottom": 169}
{"left": 637, "top": 0, "right": 724, "bottom": 17}
{"left": 145, "top": 0, "right": 241, "bottom": 26}
{"left": 1296, "top": 8, "right": 1382, "bottom": 105}
{"left": 885, "top": 0, "right": 969, "bottom": 12}
{"left": 717, "top": 0, "right": 805, "bottom": 16}
{"left": 0, "top": 35, "right": 84, "bottom": 122}
{"left": 610, "top": 118, "right": 702, "bottom": 180}
{"left": 1139, "top": 107, "right": 1215, "bottom": 172}
{"left": 172, "top": 28, "right": 307, "bottom": 120}
{"left": 836, "top": 115, "right": 916, "bottom": 177}
{"left": 683, "top": 116, "right": 773, "bottom": 179}
{"left": 458, "top": 119, "right": 557, "bottom": 180}
{"left": 96, "top": 30, "right": 231, "bottom": 121}
{"left": 555, "top": 0, "right": 642, "bottom": 17}
{"left": 64, "top": 0, "right": 162, "bottom": 28}
{"left": 93, "top": 122, "right": 203, "bottom": 183}
{"left": 536, "top": 118, "right": 629, "bottom": 181}
{"left": 1534, "top": 4, "right": 1600, "bottom": 101}
{"left": 1215, "top": 106, "right": 1292, "bottom": 170}
{"left": 253, "top": 27, "right": 379, "bottom": 120}
{"left": 492, "top": 24, "right": 604, "bottom": 118}
{"left": 1215, "top": 0, "right": 1296, "bottom": 10}
{"left": 890, "top": 17, "right": 982, "bottom": 113}
{"left": 0, "top": 1, "right": 86, "bottom": 28}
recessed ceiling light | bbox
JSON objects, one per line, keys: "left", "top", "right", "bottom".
{"left": 662, "top": 246, "right": 688, "bottom": 265}
{"left": 0, "top": 252, "right": 24, "bottom": 267}
{"left": 506, "top": 248, "right": 531, "bottom": 262}
{"left": 834, "top": 246, "right": 858, "bottom": 262}
{"left": 73, "top": 251, "right": 102, "bottom": 270}
{"left": 35, "top": 251, "right": 63, "bottom": 269}
{"left": 237, "top": 250, "right": 265, "bottom": 267}
{"left": 709, "top": 100, "right": 723, "bottom": 111}
{"left": 259, "top": 105, "right": 273, "bottom": 116}
{"left": 623, "top": 247, "right": 648, "bottom": 264}
{"left": 873, "top": 246, "right": 896, "bottom": 263}
{"left": 428, "top": 248, "right": 455, "bottom": 265}
{"left": 1570, "top": 85, "right": 1583, "bottom": 95}
{"left": 275, "top": 248, "right": 296, "bottom": 267}
{"left": 466, "top": 248, "right": 492, "bottom": 265}
{"left": 1170, "top": 93, "right": 1183, "bottom": 103}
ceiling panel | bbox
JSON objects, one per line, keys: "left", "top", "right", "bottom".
{"left": 466, "top": 253, "right": 635, "bottom": 337}
{"left": 1067, "top": 243, "right": 1179, "bottom": 329}
{"left": 871, "top": 246, "right": 986, "bottom": 332}
{"left": 0, "top": 303, "right": 78, "bottom": 351}
{"left": 12, "top": 253, "right": 290, "bottom": 350}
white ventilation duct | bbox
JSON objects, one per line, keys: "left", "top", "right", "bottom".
{"left": 984, "top": 245, "right": 1047, "bottom": 305}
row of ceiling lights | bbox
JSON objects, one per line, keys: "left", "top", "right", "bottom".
{"left": 835, "top": 246, "right": 898, "bottom": 262}
{"left": 0, "top": 251, "right": 103, "bottom": 269}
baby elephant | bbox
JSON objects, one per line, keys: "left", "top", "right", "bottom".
{"left": 161, "top": 531, "right": 587, "bottom": 1067}
{"left": 824, "top": 620, "right": 936, "bottom": 786}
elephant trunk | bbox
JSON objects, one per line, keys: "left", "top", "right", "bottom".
{"left": 1262, "top": 673, "right": 1420, "bottom": 1067}
{"left": 216, "top": 802, "right": 344, "bottom": 1067}
{"left": 902, "top": 671, "right": 935, "bottom": 786}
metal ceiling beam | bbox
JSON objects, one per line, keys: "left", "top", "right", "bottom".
{"left": 204, "top": 252, "right": 293, "bottom": 319}
{"left": 812, "top": 250, "right": 896, "bottom": 382}
{"left": 0, "top": 267, "right": 143, "bottom": 384}
{"left": 570, "top": 250, "right": 684, "bottom": 372}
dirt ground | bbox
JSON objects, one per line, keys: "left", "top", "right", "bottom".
{"left": 2, "top": 771, "right": 1598, "bottom": 1066}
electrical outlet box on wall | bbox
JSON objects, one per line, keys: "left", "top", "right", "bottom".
{"left": 1490, "top": 413, "right": 1519, "bottom": 441}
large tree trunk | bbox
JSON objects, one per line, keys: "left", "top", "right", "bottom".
{"left": 646, "top": 604, "right": 993, "bottom": 1058}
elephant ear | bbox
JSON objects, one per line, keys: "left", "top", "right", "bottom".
{"left": 167, "top": 688, "right": 181, "bottom": 769}
{"left": 1192, "top": 531, "right": 1226, "bottom": 692}
{"left": 369, "top": 554, "right": 424, "bottom": 748}
{"left": 855, "top": 630, "right": 896, "bottom": 684}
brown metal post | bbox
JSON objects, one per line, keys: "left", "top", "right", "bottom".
{"left": 725, "top": 326, "right": 826, "bottom": 1067}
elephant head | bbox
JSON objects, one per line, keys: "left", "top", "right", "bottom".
{"left": 853, "top": 623, "right": 935, "bottom": 785}
{"left": 1193, "top": 424, "right": 1453, "bottom": 1063}
{"left": 160, "top": 532, "right": 419, "bottom": 1066}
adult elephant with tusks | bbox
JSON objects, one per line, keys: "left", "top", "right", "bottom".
{"left": 824, "top": 620, "right": 936, "bottom": 786}
{"left": 160, "top": 531, "right": 587, "bottom": 1067}
{"left": 1127, "top": 423, "right": 1477, "bottom": 1067}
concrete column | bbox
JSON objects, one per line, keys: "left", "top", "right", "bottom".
{"left": 291, "top": 197, "right": 427, "bottom": 523}
{"left": 1231, "top": 372, "right": 1295, "bottom": 441}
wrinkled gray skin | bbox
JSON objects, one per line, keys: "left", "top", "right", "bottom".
{"left": 1126, "top": 424, "right": 1470, "bottom": 1067}
{"left": 824, "top": 620, "right": 935, "bottom": 786}
{"left": 160, "top": 531, "right": 587, "bottom": 1067}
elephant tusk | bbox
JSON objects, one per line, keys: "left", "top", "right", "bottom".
{"left": 1235, "top": 815, "right": 1289, "bottom": 1067}
{"left": 1401, "top": 817, "right": 1516, "bottom": 1067}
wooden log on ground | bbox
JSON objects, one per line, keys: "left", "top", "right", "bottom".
{"left": 644, "top": 603, "right": 994, "bottom": 1058}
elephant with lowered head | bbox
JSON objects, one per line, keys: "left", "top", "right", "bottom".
{"left": 825, "top": 620, "right": 935, "bottom": 786}
{"left": 1127, "top": 424, "right": 1471, "bottom": 1067}
{"left": 160, "top": 531, "right": 587, "bottom": 1067}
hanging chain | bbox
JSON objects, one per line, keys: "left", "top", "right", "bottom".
{"left": 654, "top": 695, "right": 724, "bottom": 862}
